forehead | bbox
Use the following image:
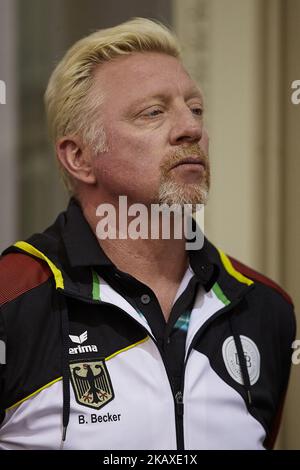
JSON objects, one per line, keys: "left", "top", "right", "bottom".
{"left": 91, "top": 52, "right": 203, "bottom": 105}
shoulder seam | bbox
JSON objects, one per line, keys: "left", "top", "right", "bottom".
{"left": 0, "top": 253, "right": 53, "bottom": 307}
{"left": 217, "top": 248, "right": 253, "bottom": 286}
{"left": 0, "top": 276, "right": 53, "bottom": 309}
{"left": 228, "top": 256, "right": 293, "bottom": 306}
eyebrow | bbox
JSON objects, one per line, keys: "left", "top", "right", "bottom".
{"left": 185, "top": 87, "right": 204, "bottom": 101}
{"left": 128, "top": 88, "right": 204, "bottom": 111}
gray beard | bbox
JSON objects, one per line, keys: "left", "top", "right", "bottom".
{"left": 158, "top": 180, "right": 209, "bottom": 206}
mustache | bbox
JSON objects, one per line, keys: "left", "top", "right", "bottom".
{"left": 160, "top": 144, "right": 209, "bottom": 175}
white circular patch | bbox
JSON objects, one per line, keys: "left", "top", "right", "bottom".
{"left": 222, "top": 335, "right": 260, "bottom": 385}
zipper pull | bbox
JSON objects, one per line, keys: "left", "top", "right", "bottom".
{"left": 175, "top": 391, "right": 184, "bottom": 417}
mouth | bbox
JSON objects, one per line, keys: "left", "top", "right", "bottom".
{"left": 170, "top": 156, "right": 205, "bottom": 170}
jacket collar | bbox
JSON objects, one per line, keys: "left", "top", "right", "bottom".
{"left": 62, "top": 198, "right": 112, "bottom": 268}
{"left": 3, "top": 198, "right": 253, "bottom": 302}
{"left": 61, "top": 198, "right": 219, "bottom": 291}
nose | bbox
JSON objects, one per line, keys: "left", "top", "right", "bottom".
{"left": 169, "top": 105, "right": 203, "bottom": 146}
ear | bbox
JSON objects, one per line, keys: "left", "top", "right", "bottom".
{"left": 56, "top": 136, "right": 96, "bottom": 185}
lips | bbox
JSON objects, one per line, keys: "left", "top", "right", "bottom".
{"left": 171, "top": 156, "right": 205, "bottom": 170}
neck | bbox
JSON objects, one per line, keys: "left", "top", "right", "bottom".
{"left": 80, "top": 197, "right": 189, "bottom": 288}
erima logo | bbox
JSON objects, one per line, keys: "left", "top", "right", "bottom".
{"left": 69, "top": 331, "right": 88, "bottom": 344}
{"left": 69, "top": 331, "right": 98, "bottom": 355}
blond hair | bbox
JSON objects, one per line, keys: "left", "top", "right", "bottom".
{"left": 44, "top": 17, "right": 181, "bottom": 192}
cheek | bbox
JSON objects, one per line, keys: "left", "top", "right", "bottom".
{"left": 93, "top": 129, "right": 162, "bottom": 197}
{"left": 108, "top": 128, "right": 162, "bottom": 175}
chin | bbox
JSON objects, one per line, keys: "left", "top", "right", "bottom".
{"left": 158, "top": 181, "right": 209, "bottom": 207}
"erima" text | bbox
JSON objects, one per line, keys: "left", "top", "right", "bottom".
{"left": 69, "top": 344, "right": 98, "bottom": 354}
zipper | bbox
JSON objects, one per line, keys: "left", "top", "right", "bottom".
{"left": 175, "top": 391, "right": 184, "bottom": 450}
{"left": 58, "top": 287, "right": 184, "bottom": 449}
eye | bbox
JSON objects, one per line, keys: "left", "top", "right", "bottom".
{"left": 191, "top": 107, "right": 204, "bottom": 117}
{"left": 142, "top": 106, "right": 163, "bottom": 118}
{"left": 144, "top": 107, "right": 163, "bottom": 118}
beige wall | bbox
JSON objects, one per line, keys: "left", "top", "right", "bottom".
{"left": 280, "top": 0, "right": 300, "bottom": 450}
{"left": 0, "top": 0, "right": 18, "bottom": 252}
{"left": 174, "top": 0, "right": 300, "bottom": 449}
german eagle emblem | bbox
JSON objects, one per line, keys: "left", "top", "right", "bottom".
{"left": 70, "top": 360, "right": 114, "bottom": 410}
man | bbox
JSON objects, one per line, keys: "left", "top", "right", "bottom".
{"left": 0, "top": 18, "right": 296, "bottom": 450}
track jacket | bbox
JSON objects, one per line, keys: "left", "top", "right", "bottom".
{"left": 0, "top": 198, "right": 296, "bottom": 450}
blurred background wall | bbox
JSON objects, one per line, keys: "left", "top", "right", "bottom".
{"left": 0, "top": 0, "right": 299, "bottom": 449}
